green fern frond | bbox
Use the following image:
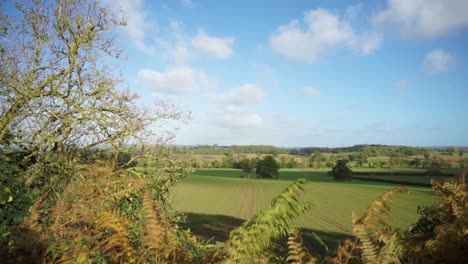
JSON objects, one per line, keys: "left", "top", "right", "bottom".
{"left": 222, "top": 179, "right": 312, "bottom": 263}
{"left": 310, "top": 231, "right": 329, "bottom": 254}
{"left": 352, "top": 187, "right": 407, "bottom": 264}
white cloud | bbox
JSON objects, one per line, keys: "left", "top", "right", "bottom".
{"left": 191, "top": 29, "right": 235, "bottom": 59}
{"left": 137, "top": 67, "right": 216, "bottom": 94}
{"left": 220, "top": 84, "right": 266, "bottom": 105}
{"left": 269, "top": 8, "right": 381, "bottom": 62}
{"left": 171, "top": 43, "right": 191, "bottom": 64}
{"left": 423, "top": 49, "right": 456, "bottom": 74}
{"left": 372, "top": 0, "right": 468, "bottom": 38}
{"left": 109, "top": 0, "right": 156, "bottom": 55}
{"left": 353, "top": 33, "right": 383, "bottom": 55}
{"left": 152, "top": 19, "right": 194, "bottom": 64}
{"left": 212, "top": 105, "right": 265, "bottom": 129}
{"left": 303, "top": 86, "right": 320, "bottom": 97}
{"left": 205, "top": 83, "right": 267, "bottom": 131}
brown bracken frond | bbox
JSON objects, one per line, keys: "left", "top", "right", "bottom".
{"left": 286, "top": 229, "right": 317, "bottom": 264}
{"left": 142, "top": 190, "right": 182, "bottom": 262}
{"left": 324, "top": 238, "right": 359, "bottom": 264}
{"left": 96, "top": 210, "right": 138, "bottom": 264}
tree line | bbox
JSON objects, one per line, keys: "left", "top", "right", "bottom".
{"left": 184, "top": 152, "right": 467, "bottom": 170}
{"left": 169, "top": 144, "right": 465, "bottom": 157}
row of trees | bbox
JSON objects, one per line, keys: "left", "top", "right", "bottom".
{"left": 172, "top": 145, "right": 284, "bottom": 155}
{"left": 185, "top": 153, "right": 466, "bottom": 170}
{"left": 171, "top": 144, "right": 462, "bottom": 158}
{"left": 294, "top": 144, "right": 431, "bottom": 157}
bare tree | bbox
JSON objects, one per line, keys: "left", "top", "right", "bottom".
{"left": 0, "top": 0, "right": 189, "bottom": 183}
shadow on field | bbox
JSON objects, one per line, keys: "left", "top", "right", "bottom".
{"left": 181, "top": 213, "right": 245, "bottom": 242}
{"left": 181, "top": 212, "right": 350, "bottom": 253}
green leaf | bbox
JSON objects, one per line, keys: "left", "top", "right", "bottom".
{"left": 76, "top": 253, "right": 87, "bottom": 264}
{"left": 31, "top": 188, "right": 41, "bottom": 197}
{"left": 13, "top": 216, "right": 24, "bottom": 223}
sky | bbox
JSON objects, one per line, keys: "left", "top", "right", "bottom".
{"left": 107, "top": 0, "right": 468, "bottom": 147}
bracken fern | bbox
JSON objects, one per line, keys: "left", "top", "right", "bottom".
{"left": 142, "top": 189, "right": 179, "bottom": 260}
{"left": 352, "top": 187, "right": 407, "bottom": 264}
{"left": 404, "top": 174, "right": 468, "bottom": 263}
{"left": 286, "top": 229, "right": 317, "bottom": 264}
{"left": 221, "top": 178, "right": 312, "bottom": 263}
{"left": 96, "top": 210, "right": 138, "bottom": 263}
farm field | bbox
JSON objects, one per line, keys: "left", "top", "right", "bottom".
{"left": 172, "top": 169, "right": 438, "bottom": 246}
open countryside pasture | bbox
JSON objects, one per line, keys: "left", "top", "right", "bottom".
{"left": 172, "top": 169, "right": 438, "bottom": 245}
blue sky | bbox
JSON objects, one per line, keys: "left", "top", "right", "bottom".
{"left": 106, "top": 0, "right": 468, "bottom": 147}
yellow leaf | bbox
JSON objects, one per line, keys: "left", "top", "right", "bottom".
{"left": 7, "top": 196, "right": 13, "bottom": 203}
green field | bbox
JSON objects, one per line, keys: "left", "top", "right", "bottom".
{"left": 172, "top": 169, "right": 438, "bottom": 246}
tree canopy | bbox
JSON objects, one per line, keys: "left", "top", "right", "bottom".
{"left": 331, "top": 160, "right": 353, "bottom": 181}
{"left": 256, "top": 155, "right": 280, "bottom": 179}
{"left": 0, "top": 0, "right": 189, "bottom": 181}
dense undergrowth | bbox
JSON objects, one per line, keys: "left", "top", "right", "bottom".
{"left": 1, "top": 149, "right": 466, "bottom": 263}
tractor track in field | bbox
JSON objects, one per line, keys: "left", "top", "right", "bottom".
{"left": 224, "top": 181, "right": 248, "bottom": 217}
{"left": 248, "top": 180, "right": 256, "bottom": 219}
{"left": 231, "top": 178, "right": 251, "bottom": 218}
{"left": 228, "top": 178, "right": 257, "bottom": 219}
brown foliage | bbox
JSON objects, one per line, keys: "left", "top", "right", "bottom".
{"left": 287, "top": 229, "right": 317, "bottom": 264}
{"left": 324, "top": 239, "right": 360, "bottom": 264}
{"left": 142, "top": 190, "right": 180, "bottom": 261}
{"left": 404, "top": 175, "right": 468, "bottom": 263}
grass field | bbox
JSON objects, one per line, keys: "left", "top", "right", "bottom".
{"left": 172, "top": 169, "right": 438, "bottom": 246}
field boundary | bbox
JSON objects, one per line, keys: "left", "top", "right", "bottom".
{"left": 352, "top": 176, "right": 432, "bottom": 187}
{"left": 352, "top": 171, "right": 455, "bottom": 177}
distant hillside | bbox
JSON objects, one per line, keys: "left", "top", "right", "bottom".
{"left": 171, "top": 144, "right": 438, "bottom": 157}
